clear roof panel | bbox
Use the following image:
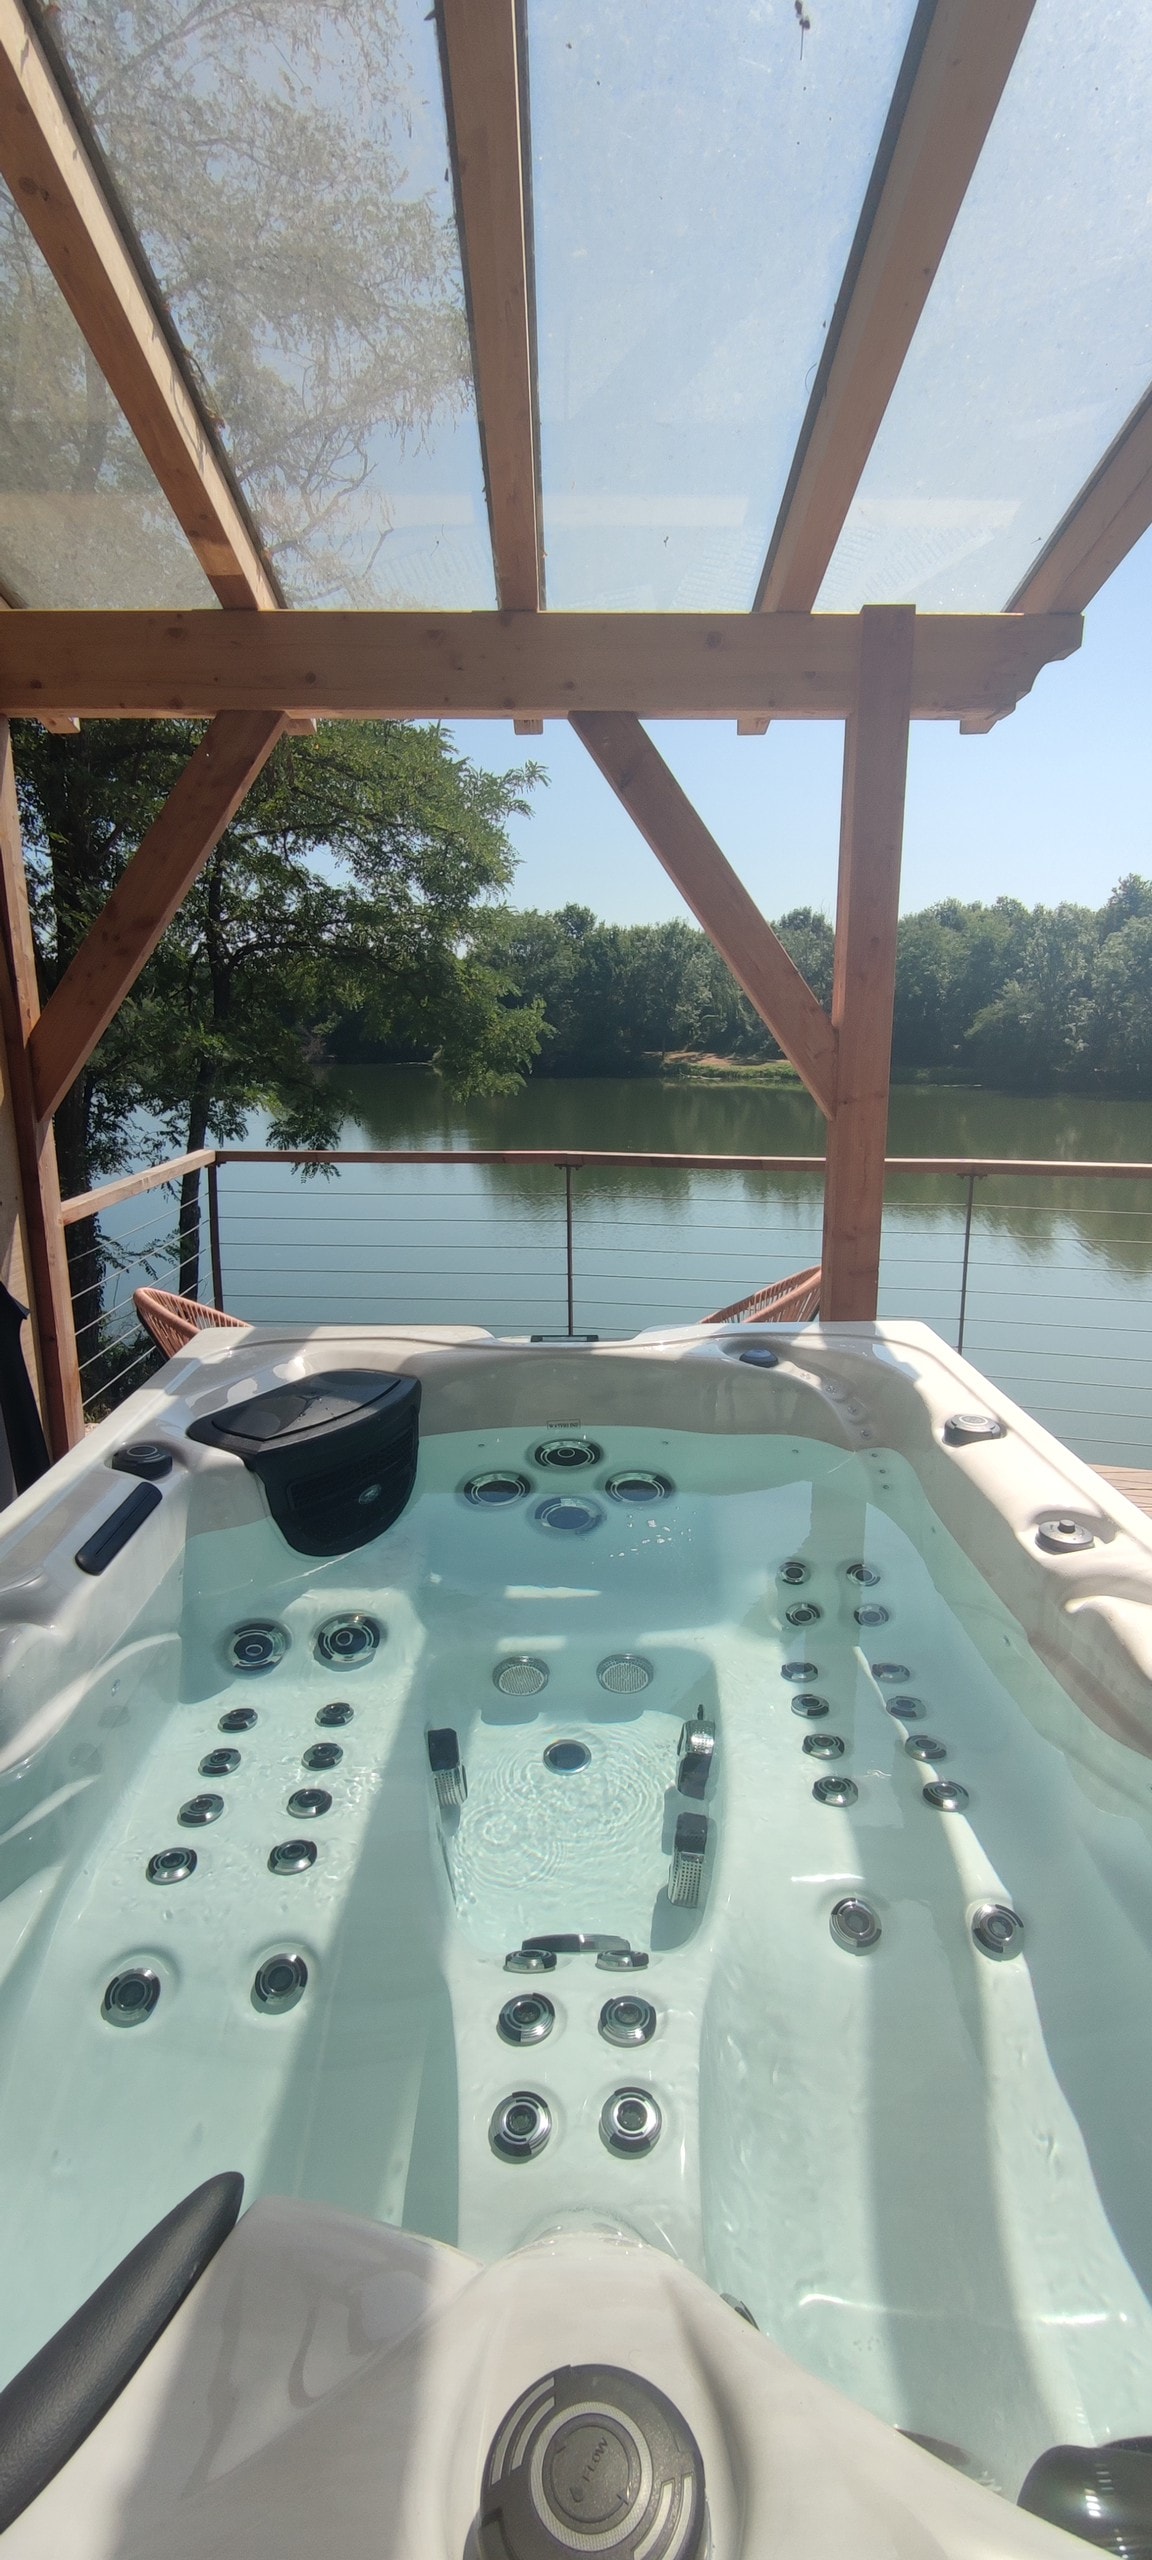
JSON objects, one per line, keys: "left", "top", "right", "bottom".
{"left": 817, "top": 0, "right": 1152, "bottom": 613}
{"left": 527, "top": 0, "right": 921, "bottom": 612}
{"left": 0, "top": 175, "right": 214, "bottom": 608}
{"left": 47, "top": 1, "right": 495, "bottom": 610}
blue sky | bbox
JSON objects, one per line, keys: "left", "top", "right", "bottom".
{"left": 446, "top": 527, "right": 1152, "bottom": 925}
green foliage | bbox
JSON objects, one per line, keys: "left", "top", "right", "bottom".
{"left": 129, "top": 721, "right": 546, "bottom": 1157}
{"left": 15, "top": 716, "right": 543, "bottom": 1317}
{"left": 479, "top": 883, "right": 1152, "bottom": 1097}
{"left": 475, "top": 904, "right": 834, "bottom": 1072}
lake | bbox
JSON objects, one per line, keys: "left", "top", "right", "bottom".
{"left": 108, "top": 1072, "right": 1152, "bottom": 1470}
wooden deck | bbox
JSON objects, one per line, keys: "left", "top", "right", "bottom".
{"left": 1096, "top": 1467, "right": 1152, "bottom": 1520}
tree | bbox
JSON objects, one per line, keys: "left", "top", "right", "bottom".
{"left": 774, "top": 910, "right": 835, "bottom": 1015}
{"left": 473, "top": 880, "right": 1152, "bottom": 1097}
{"left": 2, "top": 3, "right": 472, "bottom": 607}
{"left": 15, "top": 719, "right": 544, "bottom": 1355}
{"left": 477, "top": 904, "right": 831, "bottom": 1072}
{"left": 965, "top": 905, "right": 1097, "bottom": 1092}
{"left": 1084, "top": 896, "right": 1152, "bottom": 1094}
{"left": 892, "top": 899, "right": 1028, "bottom": 1078}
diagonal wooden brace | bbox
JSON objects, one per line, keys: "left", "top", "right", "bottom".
{"left": 571, "top": 710, "right": 838, "bottom": 1119}
{"left": 29, "top": 710, "right": 287, "bottom": 1126}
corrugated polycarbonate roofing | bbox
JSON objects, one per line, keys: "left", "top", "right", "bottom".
{"left": 34, "top": 0, "right": 495, "bottom": 611}
{"left": 527, "top": 0, "right": 921, "bottom": 611}
{"left": 0, "top": 169, "right": 214, "bottom": 609}
{"left": 5, "top": 0, "right": 1152, "bottom": 615}
{"left": 816, "top": 0, "right": 1152, "bottom": 613}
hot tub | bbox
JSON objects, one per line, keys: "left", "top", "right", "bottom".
{"left": 1, "top": 1318, "right": 1151, "bottom": 2557}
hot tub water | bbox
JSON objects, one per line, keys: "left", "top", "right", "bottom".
{"left": 2, "top": 1420, "right": 1152, "bottom": 2504}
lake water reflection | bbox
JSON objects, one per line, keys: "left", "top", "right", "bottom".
{"left": 196, "top": 1071, "right": 1152, "bottom": 1471}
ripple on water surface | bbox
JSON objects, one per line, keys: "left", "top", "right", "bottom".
{"left": 447, "top": 1718, "right": 672, "bottom": 1948}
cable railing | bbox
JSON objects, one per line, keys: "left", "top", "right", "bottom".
{"left": 58, "top": 1148, "right": 1152, "bottom": 1470}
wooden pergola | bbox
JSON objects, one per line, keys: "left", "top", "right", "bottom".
{"left": 0, "top": 0, "right": 1148, "bottom": 1456}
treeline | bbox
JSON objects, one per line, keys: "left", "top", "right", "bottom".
{"left": 458, "top": 882, "right": 1152, "bottom": 1093}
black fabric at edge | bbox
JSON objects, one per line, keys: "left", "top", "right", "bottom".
{"left": 0, "top": 2169, "right": 244, "bottom": 2533}
{"left": 0, "top": 1283, "right": 49, "bottom": 1494}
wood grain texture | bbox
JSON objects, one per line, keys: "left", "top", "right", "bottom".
{"left": 0, "top": 0, "right": 277, "bottom": 609}
{"left": 0, "top": 721, "right": 82, "bottom": 1449}
{"left": 821, "top": 607, "right": 916, "bottom": 1319}
{"left": 30, "top": 711, "right": 286, "bottom": 1124}
{"left": 0, "top": 610, "right": 1082, "bottom": 721}
{"left": 439, "top": 0, "right": 540, "bottom": 610}
{"left": 59, "top": 1149, "right": 215, "bottom": 1226}
{"left": 572, "top": 710, "right": 838, "bottom": 1117}
{"left": 1008, "top": 385, "right": 1152, "bottom": 614}
{"left": 757, "top": 0, "right": 1036, "bottom": 612}
{"left": 1095, "top": 1467, "right": 1152, "bottom": 1520}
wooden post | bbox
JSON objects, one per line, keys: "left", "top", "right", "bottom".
{"left": 821, "top": 606, "right": 915, "bottom": 1320}
{"left": 0, "top": 722, "right": 83, "bottom": 1452}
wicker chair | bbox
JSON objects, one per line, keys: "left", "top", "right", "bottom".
{"left": 134, "top": 1286, "right": 248, "bottom": 1359}
{"left": 701, "top": 1264, "right": 821, "bottom": 1326}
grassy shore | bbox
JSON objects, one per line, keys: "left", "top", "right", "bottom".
{"left": 654, "top": 1054, "right": 803, "bottom": 1086}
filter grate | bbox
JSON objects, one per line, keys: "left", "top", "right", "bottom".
{"left": 597, "top": 1654, "right": 654, "bottom": 1693}
{"left": 494, "top": 1656, "right": 549, "bottom": 1696}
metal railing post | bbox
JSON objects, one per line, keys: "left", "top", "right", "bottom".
{"left": 207, "top": 1156, "right": 225, "bottom": 1311}
{"left": 956, "top": 1169, "right": 977, "bottom": 1355}
{"left": 564, "top": 1162, "right": 575, "bottom": 1336}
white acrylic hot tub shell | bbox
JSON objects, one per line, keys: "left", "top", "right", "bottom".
{"left": 0, "top": 2203, "right": 1083, "bottom": 2560}
{"left": 4, "top": 1314, "right": 1148, "bottom": 1773}
{"left": 1, "top": 1317, "right": 1151, "bottom": 2557}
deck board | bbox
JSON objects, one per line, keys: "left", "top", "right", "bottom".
{"left": 1095, "top": 1466, "right": 1152, "bottom": 1520}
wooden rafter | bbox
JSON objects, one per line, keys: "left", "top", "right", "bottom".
{"left": 0, "top": 721, "right": 82, "bottom": 1451}
{"left": 821, "top": 607, "right": 916, "bottom": 1320}
{"left": 29, "top": 711, "right": 287, "bottom": 1126}
{"left": 0, "top": 0, "right": 278, "bottom": 610}
{"left": 439, "top": 0, "right": 541, "bottom": 610}
{"left": 571, "top": 711, "right": 837, "bottom": 1118}
{"left": 755, "top": 0, "right": 1035, "bottom": 613}
{"left": 1007, "top": 383, "right": 1152, "bottom": 615}
{"left": 0, "top": 610, "right": 1081, "bottom": 723}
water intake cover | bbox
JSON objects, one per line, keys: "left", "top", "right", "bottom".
{"left": 188, "top": 1369, "right": 419, "bottom": 1556}
{"left": 479, "top": 2363, "right": 705, "bottom": 2560}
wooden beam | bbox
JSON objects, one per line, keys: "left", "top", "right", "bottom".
{"left": 821, "top": 606, "right": 916, "bottom": 1319}
{"left": 0, "top": 720, "right": 82, "bottom": 1452}
{"left": 59, "top": 1147, "right": 215, "bottom": 1227}
{"left": 571, "top": 711, "right": 838, "bottom": 1118}
{"left": 0, "top": 0, "right": 278, "bottom": 610}
{"left": 29, "top": 711, "right": 287, "bottom": 1125}
{"left": 439, "top": 0, "right": 541, "bottom": 610}
{"left": 0, "top": 610, "right": 1081, "bottom": 723}
{"left": 756, "top": 0, "right": 1036, "bottom": 612}
{"left": 1007, "top": 383, "right": 1152, "bottom": 615}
